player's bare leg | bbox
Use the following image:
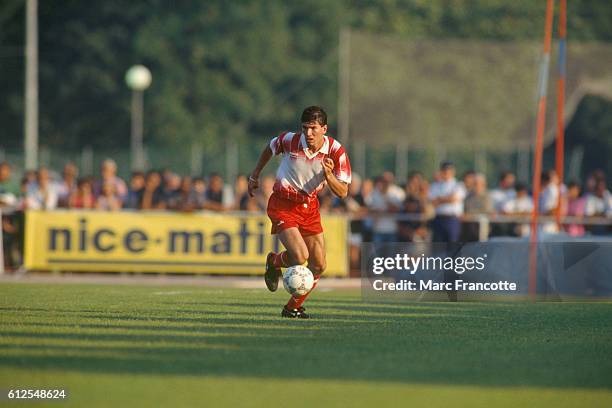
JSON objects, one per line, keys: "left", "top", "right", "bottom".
{"left": 265, "top": 227, "right": 309, "bottom": 292}
{"left": 283, "top": 233, "right": 325, "bottom": 318}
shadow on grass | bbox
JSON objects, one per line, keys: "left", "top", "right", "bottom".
{"left": 1, "top": 302, "right": 611, "bottom": 390}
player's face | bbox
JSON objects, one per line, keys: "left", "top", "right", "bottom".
{"left": 302, "top": 121, "right": 327, "bottom": 150}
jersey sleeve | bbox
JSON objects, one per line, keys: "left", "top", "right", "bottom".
{"left": 330, "top": 145, "right": 352, "bottom": 184}
{"left": 269, "top": 131, "right": 291, "bottom": 156}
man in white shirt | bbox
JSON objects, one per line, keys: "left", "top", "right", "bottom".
{"left": 367, "top": 175, "right": 404, "bottom": 243}
{"left": 501, "top": 183, "right": 533, "bottom": 237}
{"left": 26, "top": 167, "right": 58, "bottom": 210}
{"left": 429, "top": 161, "right": 466, "bottom": 301}
{"left": 489, "top": 171, "right": 516, "bottom": 213}
{"left": 429, "top": 161, "right": 465, "bottom": 243}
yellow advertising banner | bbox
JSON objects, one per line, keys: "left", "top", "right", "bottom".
{"left": 24, "top": 210, "right": 348, "bottom": 276}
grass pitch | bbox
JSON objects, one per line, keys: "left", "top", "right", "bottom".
{"left": 1, "top": 282, "right": 611, "bottom": 407}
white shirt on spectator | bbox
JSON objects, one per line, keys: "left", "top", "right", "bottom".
{"left": 490, "top": 188, "right": 516, "bottom": 213}
{"left": 367, "top": 188, "right": 404, "bottom": 234}
{"left": 585, "top": 190, "right": 612, "bottom": 217}
{"left": 429, "top": 178, "right": 465, "bottom": 216}
{"left": 539, "top": 184, "right": 560, "bottom": 214}
{"left": 502, "top": 195, "right": 533, "bottom": 214}
{"left": 26, "top": 183, "right": 58, "bottom": 210}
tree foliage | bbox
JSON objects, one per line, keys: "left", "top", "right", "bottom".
{"left": 0, "top": 0, "right": 610, "bottom": 178}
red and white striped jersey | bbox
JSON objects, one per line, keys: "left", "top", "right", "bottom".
{"left": 269, "top": 131, "right": 351, "bottom": 203}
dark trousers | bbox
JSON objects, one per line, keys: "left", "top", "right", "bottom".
{"left": 432, "top": 214, "right": 462, "bottom": 301}
{"left": 432, "top": 215, "right": 461, "bottom": 244}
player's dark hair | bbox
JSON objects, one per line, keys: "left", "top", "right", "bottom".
{"left": 301, "top": 106, "right": 327, "bottom": 126}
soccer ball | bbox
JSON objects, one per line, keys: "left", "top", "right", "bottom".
{"left": 282, "top": 265, "right": 315, "bottom": 297}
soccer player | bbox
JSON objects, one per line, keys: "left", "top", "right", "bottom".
{"left": 248, "top": 106, "right": 352, "bottom": 319}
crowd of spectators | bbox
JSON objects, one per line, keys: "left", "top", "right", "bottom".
{"left": 1, "top": 158, "right": 610, "bottom": 222}
{"left": 1, "top": 159, "right": 611, "bottom": 219}
{"left": 1, "top": 158, "right": 611, "bottom": 269}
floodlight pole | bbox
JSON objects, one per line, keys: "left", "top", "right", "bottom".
{"left": 529, "top": 0, "right": 555, "bottom": 301}
{"left": 125, "top": 65, "right": 152, "bottom": 171}
{"left": 24, "top": 0, "right": 38, "bottom": 170}
{"left": 131, "top": 89, "right": 145, "bottom": 171}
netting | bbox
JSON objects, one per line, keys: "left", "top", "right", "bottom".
{"left": 346, "top": 30, "right": 612, "bottom": 151}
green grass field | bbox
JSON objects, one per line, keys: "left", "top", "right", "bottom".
{"left": 1, "top": 282, "right": 611, "bottom": 407}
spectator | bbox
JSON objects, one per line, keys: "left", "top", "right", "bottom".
{"left": 584, "top": 170, "right": 605, "bottom": 196}
{"left": 382, "top": 171, "right": 405, "bottom": 202}
{"left": 539, "top": 170, "right": 561, "bottom": 233}
{"left": 429, "top": 161, "right": 465, "bottom": 244}
{"left": 96, "top": 182, "right": 122, "bottom": 211}
{"left": 539, "top": 170, "right": 561, "bottom": 215}
{"left": 94, "top": 159, "right": 128, "bottom": 203}
{"left": 204, "top": 173, "right": 226, "bottom": 211}
{"left": 24, "top": 169, "right": 37, "bottom": 185}
{"left": 490, "top": 171, "right": 516, "bottom": 213}
{"left": 367, "top": 174, "right": 403, "bottom": 243}
{"left": 333, "top": 173, "right": 368, "bottom": 273}
{"left": 0, "top": 162, "right": 19, "bottom": 209}
{"left": 171, "top": 176, "right": 200, "bottom": 212}
{"left": 564, "top": 181, "right": 586, "bottom": 237}
{"left": 139, "top": 171, "right": 165, "bottom": 210}
{"left": 429, "top": 161, "right": 465, "bottom": 301}
{"left": 585, "top": 178, "right": 611, "bottom": 217}
{"left": 191, "top": 177, "right": 207, "bottom": 209}
{"left": 462, "top": 170, "right": 477, "bottom": 196}
{"left": 501, "top": 183, "right": 533, "bottom": 237}
{"left": 57, "top": 162, "right": 78, "bottom": 208}
{"left": 502, "top": 183, "right": 533, "bottom": 215}
{"left": 464, "top": 173, "right": 492, "bottom": 214}
{"left": 26, "top": 167, "right": 58, "bottom": 210}
{"left": 233, "top": 174, "right": 251, "bottom": 211}
{"left": 462, "top": 173, "right": 492, "bottom": 241}
{"left": 161, "top": 172, "right": 181, "bottom": 208}
{"left": 69, "top": 177, "right": 95, "bottom": 209}
{"left": 361, "top": 177, "right": 374, "bottom": 204}
{"left": 584, "top": 178, "right": 612, "bottom": 235}
{"left": 398, "top": 171, "right": 428, "bottom": 242}
{"left": 124, "top": 171, "right": 145, "bottom": 209}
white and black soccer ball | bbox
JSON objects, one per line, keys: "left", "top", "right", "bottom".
{"left": 282, "top": 265, "right": 315, "bottom": 297}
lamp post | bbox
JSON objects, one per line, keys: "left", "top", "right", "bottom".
{"left": 125, "top": 65, "right": 152, "bottom": 171}
{"left": 24, "top": 0, "right": 38, "bottom": 170}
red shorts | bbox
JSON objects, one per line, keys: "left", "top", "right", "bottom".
{"left": 267, "top": 193, "right": 323, "bottom": 236}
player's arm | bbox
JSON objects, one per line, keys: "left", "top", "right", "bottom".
{"left": 323, "top": 158, "right": 348, "bottom": 198}
{"left": 248, "top": 145, "right": 273, "bottom": 197}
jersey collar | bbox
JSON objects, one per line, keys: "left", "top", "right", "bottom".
{"left": 300, "top": 133, "right": 329, "bottom": 159}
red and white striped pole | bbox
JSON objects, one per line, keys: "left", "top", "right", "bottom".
{"left": 555, "top": 0, "right": 567, "bottom": 229}
{"left": 529, "top": 0, "right": 555, "bottom": 300}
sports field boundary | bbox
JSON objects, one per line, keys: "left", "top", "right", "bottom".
{"left": 0, "top": 271, "right": 362, "bottom": 289}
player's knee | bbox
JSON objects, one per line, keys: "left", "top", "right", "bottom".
{"left": 310, "top": 259, "right": 326, "bottom": 274}
{"left": 291, "top": 249, "right": 309, "bottom": 266}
